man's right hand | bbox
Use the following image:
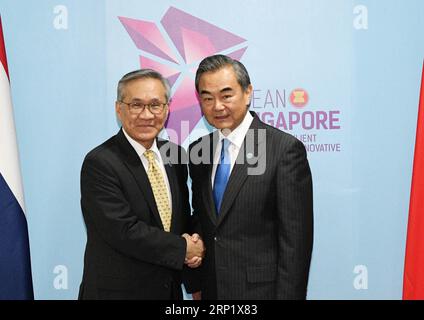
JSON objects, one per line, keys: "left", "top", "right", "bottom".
{"left": 182, "top": 233, "right": 205, "bottom": 268}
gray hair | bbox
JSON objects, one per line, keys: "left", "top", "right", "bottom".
{"left": 195, "top": 54, "right": 251, "bottom": 93}
{"left": 117, "top": 69, "right": 171, "bottom": 102}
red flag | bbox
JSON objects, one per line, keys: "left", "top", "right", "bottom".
{"left": 0, "top": 16, "right": 9, "bottom": 79}
{"left": 403, "top": 61, "right": 424, "bottom": 300}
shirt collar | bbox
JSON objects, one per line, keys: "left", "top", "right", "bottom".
{"left": 218, "top": 111, "right": 254, "bottom": 148}
{"left": 122, "top": 128, "right": 160, "bottom": 160}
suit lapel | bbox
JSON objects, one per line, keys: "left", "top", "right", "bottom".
{"left": 199, "top": 131, "right": 219, "bottom": 225}
{"left": 203, "top": 162, "right": 218, "bottom": 225}
{"left": 158, "top": 139, "right": 180, "bottom": 233}
{"left": 116, "top": 130, "right": 164, "bottom": 229}
{"left": 217, "top": 114, "right": 267, "bottom": 226}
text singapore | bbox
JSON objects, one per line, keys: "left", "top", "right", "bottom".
{"left": 255, "top": 110, "right": 341, "bottom": 131}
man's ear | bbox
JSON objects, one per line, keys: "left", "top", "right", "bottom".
{"left": 115, "top": 101, "right": 122, "bottom": 121}
{"left": 245, "top": 84, "right": 253, "bottom": 106}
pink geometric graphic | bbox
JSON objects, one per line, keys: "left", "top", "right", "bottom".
{"left": 119, "top": 7, "right": 248, "bottom": 144}
{"left": 161, "top": 7, "right": 246, "bottom": 64}
{"left": 167, "top": 77, "right": 202, "bottom": 144}
{"left": 181, "top": 27, "right": 217, "bottom": 65}
{"left": 227, "top": 47, "right": 248, "bottom": 61}
{"left": 139, "top": 56, "right": 181, "bottom": 87}
{"left": 119, "top": 17, "right": 177, "bottom": 63}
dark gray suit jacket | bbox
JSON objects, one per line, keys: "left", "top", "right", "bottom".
{"left": 189, "top": 112, "right": 313, "bottom": 299}
{"left": 79, "top": 129, "right": 194, "bottom": 300}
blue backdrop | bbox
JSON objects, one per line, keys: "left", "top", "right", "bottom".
{"left": 1, "top": 0, "right": 423, "bottom": 299}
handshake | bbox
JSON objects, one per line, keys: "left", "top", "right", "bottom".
{"left": 182, "top": 233, "right": 205, "bottom": 269}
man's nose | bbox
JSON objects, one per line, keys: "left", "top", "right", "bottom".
{"left": 138, "top": 106, "right": 155, "bottom": 119}
{"left": 213, "top": 99, "right": 225, "bottom": 111}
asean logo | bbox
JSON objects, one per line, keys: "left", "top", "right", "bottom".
{"left": 290, "top": 89, "right": 309, "bottom": 108}
{"left": 119, "top": 7, "right": 248, "bottom": 144}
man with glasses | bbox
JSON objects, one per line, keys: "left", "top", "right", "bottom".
{"left": 79, "top": 69, "right": 204, "bottom": 300}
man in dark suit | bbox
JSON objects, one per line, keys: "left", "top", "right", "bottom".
{"left": 189, "top": 55, "right": 313, "bottom": 300}
{"left": 79, "top": 69, "right": 203, "bottom": 300}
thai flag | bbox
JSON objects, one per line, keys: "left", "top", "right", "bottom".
{"left": 0, "top": 15, "right": 34, "bottom": 300}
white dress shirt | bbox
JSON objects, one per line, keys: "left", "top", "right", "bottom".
{"left": 122, "top": 129, "right": 172, "bottom": 212}
{"left": 211, "top": 111, "right": 254, "bottom": 187}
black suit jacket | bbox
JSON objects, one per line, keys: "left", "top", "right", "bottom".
{"left": 79, "top": 129, "right": 193, "bottom": 300}
{"left": 189, "top": 112, "right": 313, "bottom": 300}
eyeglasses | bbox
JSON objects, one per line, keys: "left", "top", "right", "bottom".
{"left": 119, "top": 100, "right": 169, "bottom": 115}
